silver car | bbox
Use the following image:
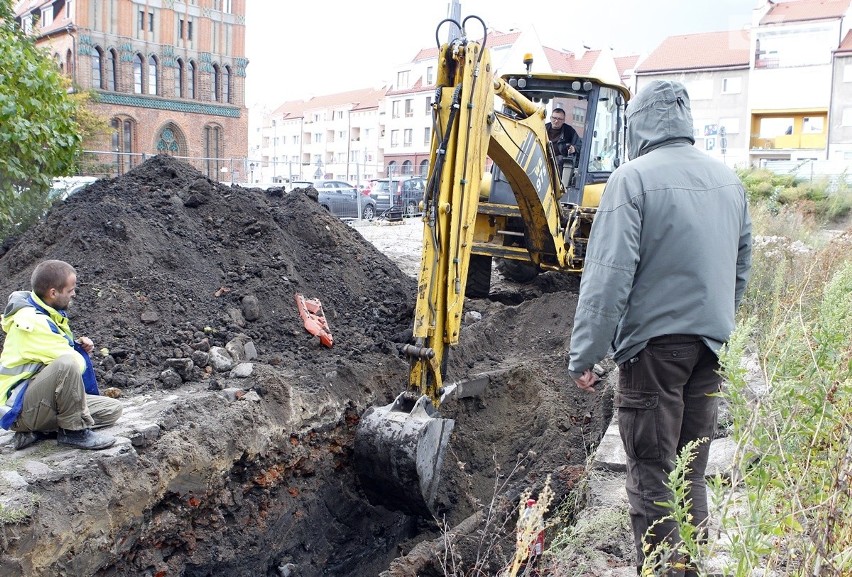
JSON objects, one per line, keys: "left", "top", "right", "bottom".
{"left": 291, "top": 180, "right": 376, "bottom": 220}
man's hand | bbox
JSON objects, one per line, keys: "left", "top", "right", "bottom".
{"left": 75, "top": 336, "right": 94, "bottom": 354}
{"left": 567, "top": 144, "right": 576, "bottom": 155}
{"left": 571, "top": 369, "right": 599, "bottom": 393}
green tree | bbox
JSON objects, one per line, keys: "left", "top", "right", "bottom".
{"left": 0, "top": 0, "right": 83, "bottom": 242}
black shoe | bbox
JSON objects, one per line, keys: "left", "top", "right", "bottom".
{"left": 57, "top": 428, "right": 116, "bottom": 450}
{"left": 12, "top": 431, "right": 50, "bottom": 450}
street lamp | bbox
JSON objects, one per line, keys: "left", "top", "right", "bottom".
{"left": 249, "top": 162, "right": 255, "bottom": 183}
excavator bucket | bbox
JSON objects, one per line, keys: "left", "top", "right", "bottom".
{"left": 354, "top": 393, "right": 454, "bottom": 516}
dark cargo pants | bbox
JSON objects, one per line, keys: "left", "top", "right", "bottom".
{"left": 616, "top": 334, "right": 721, "bottom": 576}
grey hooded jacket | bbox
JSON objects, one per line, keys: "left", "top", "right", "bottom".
{"left": 568, "top": 80, "right": 752, "bottom": 375}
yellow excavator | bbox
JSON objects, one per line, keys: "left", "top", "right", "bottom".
{"left": 355, "top": 16, "right": 631, "bottom": 515}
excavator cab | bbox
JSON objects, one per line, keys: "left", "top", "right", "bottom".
{"left": 354, "top": 16, "right": 630, "bottom": 516}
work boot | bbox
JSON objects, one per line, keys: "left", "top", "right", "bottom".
{"left": 57, "top": 428, "right": 116, "bottom": 450}
{"left": 12, "top": 431, "right": 50, "bottom": 451}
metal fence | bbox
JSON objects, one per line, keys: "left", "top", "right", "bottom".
{"left": 761, "top": 159, "right": 852, "bottom": 191}
{"left": 78, "top": 150, "right": 260, "bottom": 184}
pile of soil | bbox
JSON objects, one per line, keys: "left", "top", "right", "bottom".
{"left": 0, "top": 155, "right": 612, "bottom": 576}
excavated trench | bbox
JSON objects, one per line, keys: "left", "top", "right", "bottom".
{"left": 0, "top": 156, "right": 611, "bottom": 576}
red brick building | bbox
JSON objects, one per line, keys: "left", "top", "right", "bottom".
{"left": 14, "top": 0, "right": 248, "bottom": 180}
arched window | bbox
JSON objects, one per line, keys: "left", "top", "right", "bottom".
{"left": 387, "top": 161, "right": 397, "bottom": 177}
{"left": 66, "top": 49, "right": 74, "bottom": 77}
{"left": 111, "top": 116, "right": 136, "bottom": 175}
{"left": 91, "top": 47, "right": 103, "bottom": 89}
{"left": 204, "top": 124, "right": 223, "bottom": 179}
{"left": 223, "top": 66, "right": 231, "bottom": 104}
{"left": 419, "top": 159, "right": 429, "bottom": 177}
{"left": 147, "top": 55, "right": 158, "bottom": 95}
{"left": 107, "top": 49, "right": 118, "bottom": 91}
{"left": 402, "top": 160, "right": 413, "bottom": 175}
{"left": 188, "top": 61, "right": 196, "bottom": 99}
{"left": 175, "top": 58, "right": 184, "bottom": 98}
{"left": 133, "top": 54, "right": 144, "bottom": 93}
{"left": 156, "top": 123, "right": 187, "bottom": 155}
{"left": 53, "top": 52, "right": 62, "bottom": 72}
{"left": 212, "top": 64, "right": 220, "bottom": 101}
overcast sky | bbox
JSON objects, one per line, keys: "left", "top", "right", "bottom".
{"left": 245, "top": 0, "right": 757, "bottom": 108}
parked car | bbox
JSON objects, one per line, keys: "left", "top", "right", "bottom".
{"left": 48, "top": 176, "right": 98, "bottom": 201}
{"left": 290, "top": 180, "right": 376, "bottom": 220}
{"left": 370, "top": 176, "right": 426, "bottom": 216}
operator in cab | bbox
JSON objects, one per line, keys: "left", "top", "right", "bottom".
{"left": 546, "top": 107, "right": 582, "bottom": 165}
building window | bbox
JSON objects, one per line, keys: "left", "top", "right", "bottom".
{"left": 91, "top": 47, "right": 103, "bottom": 89}
{"left": 188, "top": 20, "right": 193, "bottom": 40}
{"left": 108, "top": 49, "right": 118, "bottom": 91}
{"left": 336, "top": 110, "right": 343, "bottom": 120}
{"left": 133, "top": 54, "right": 144, "bottom": 93}
{"left": 313, "top": 133, "right": 322, "bottom": 143}
{"left": 387, "top": 160, "right": 398, "bottom": 176}
{"left": 404, "top": 129, "right": 412, "bottom": 146}
{"left": 204, "top": 124, "right": 223, "bottom": 179}
{"left": 138, "top": 10, "right": 153, "bottom": 32}
{"left": 147, "top": 55, "right": 158, "bottom": 95}
{"left": 803, "top": 117, "right": 825, "bottom": 134}
{"left": 424, "top": 127, "right": 431, "bottom": 145}
{"left": 572, "top": 106, "right": 585, "bottom": 124}
{"left": 402, "top": 160, "right": 413, "bottom": 175}
{"left": 175, "top": 59, "right": 184, "bottom": 98}
{"left": 390, "top": 130, "right": 399, "bottom": 147}
{"left": 426, "top": 66, "right": 434, "bottom": 85}
{"left": 156, "top": 124, "right": 183, "bottom": 155}
{"left": 392, "top": 101, "right": 400, "bottom": 119}
{"left": 111, "top": 117, "right": 136, "bottom": 175}
{"left": 419, "top": 159, "right": 429, "bottom": 177}
{"left": 188, "top": 61, "right": 196, "bottom": 98}
{"left": 223, "top": 66, "right": 231, "bottom": 103}
{"left": 212, "top": 64, "right": 220, "bottom": 101}
{"left": 404, "top": 99, "right": 413, "bottom": 117}
{"left": 425, "top": 97, "right": 432, "bottom": 114}
{"left": 397, "top": 70, "right": 409, "bottom": 88}
{"left": 65, "top": 49, "right": 73, "bottom": 77}
{"left": 41, "top": 6, "right": 53, "bottom": 27}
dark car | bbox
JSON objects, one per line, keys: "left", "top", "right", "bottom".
{"left": 291, "top": 180, "right": 376, "bottom": 220}
{"left": 370, "top": 176, "right": 426, "bottom": 217}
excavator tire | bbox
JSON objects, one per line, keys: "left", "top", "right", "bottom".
{"left": 496, "top": 257, "right": 539, "bottom": 283}
{"left": 465, "top": 254, "right": 492, "bottom": 298}
{"left": 354, "top": 393, "right": 454, "bottom": 516}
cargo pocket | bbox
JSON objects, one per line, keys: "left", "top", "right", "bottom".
{"left": 615, "top": 390, "right": 660, "bottom": 461}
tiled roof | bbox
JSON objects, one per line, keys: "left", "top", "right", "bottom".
{"left": 411, "top": 30, "right": 521, "bottom": 62}
{"left": 837, "top": 30, "right": 852, "bottom": 53}
{"left": 272, "top": 87, "right": 388, "bottom": 119}
{"left": 636, "top": 30, "right": 750, "bottom": 73}
{"left": 761, "top": 0, "right": 851, "bottom": 24}
{"left": 615, "top": 55, "right": 641, "bottom": 78}
{"left": 543, "top": 47, "right": 602, "bottom": 75}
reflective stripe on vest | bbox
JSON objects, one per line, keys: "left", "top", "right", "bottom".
{"left": 0, "top": 362, "right": 44, "bottom": 377}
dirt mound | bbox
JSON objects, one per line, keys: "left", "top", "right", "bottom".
{"left": 0, "top": 154, "right": 414, "bottom": 392}
{"left": 0, "top": 156, "right": 612, "bottom": 576}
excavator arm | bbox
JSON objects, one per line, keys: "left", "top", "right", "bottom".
{"left": 355, "top": 18, "right": 628, "bottom": 516}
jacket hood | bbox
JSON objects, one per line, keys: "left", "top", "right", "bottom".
{"left": 2, "top": 291, "right": 33, "bottom": 332}
{"left": 626, "top": 80, "right": 695, "bottom": 160}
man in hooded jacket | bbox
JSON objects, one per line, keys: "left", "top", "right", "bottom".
{"left": 567, "top": 80, "right": 752, "bottom": 575}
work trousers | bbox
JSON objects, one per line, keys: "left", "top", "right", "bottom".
{"left": 12, "top": 355, "right": 122, "bottom": 432}
{"left": 616, "top": 335, "right": 721, "bottom": 576}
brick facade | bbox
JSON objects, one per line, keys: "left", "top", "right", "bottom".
{"left": 15, "top": 0, "right": 248, "bottom": 177}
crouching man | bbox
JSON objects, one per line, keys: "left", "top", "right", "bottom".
{"left": 1, "top": 260, "right": 122, "bottom": 450}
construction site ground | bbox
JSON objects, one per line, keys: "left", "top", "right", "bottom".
{"left": 0, "top": 156, "right": 625, "bottom": 577}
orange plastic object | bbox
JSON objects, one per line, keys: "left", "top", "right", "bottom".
{"left": 294, "top": 293, "right": 333, "bottom": 347}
